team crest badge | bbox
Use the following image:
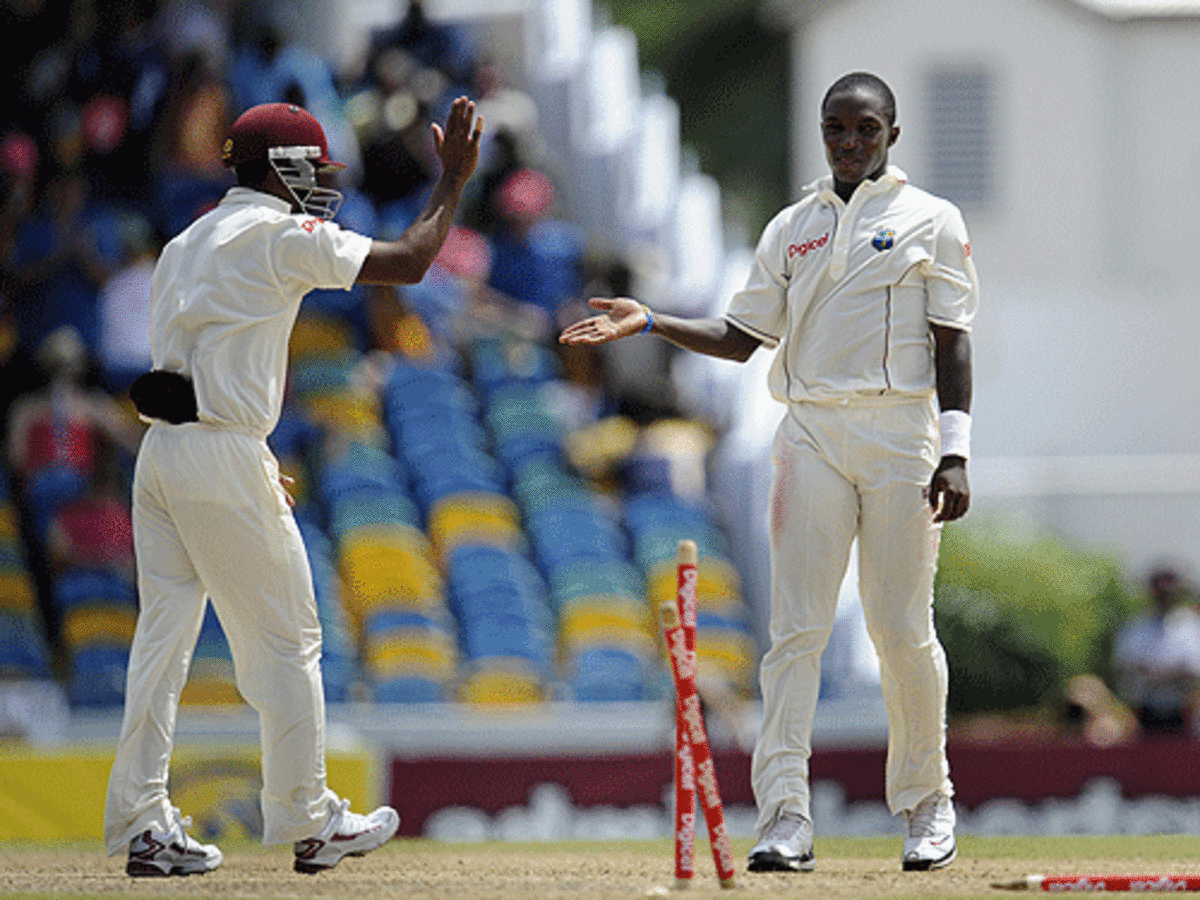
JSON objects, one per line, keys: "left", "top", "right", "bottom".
{"left": 872, "top": 229, "right": 895, "bottom": 251}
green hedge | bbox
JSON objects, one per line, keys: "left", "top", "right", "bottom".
{"left": 933, "top": 525, "right": 1140, "bottom": 717}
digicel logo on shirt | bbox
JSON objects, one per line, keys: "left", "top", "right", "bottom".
{"left": 788, "top": 232, "right": 829, "bottom": 259}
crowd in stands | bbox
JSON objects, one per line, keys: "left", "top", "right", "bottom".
{"left": 0, "top": 0, "right": 759, "bottom": 712}
{"left": 3, "top": 0, "right": 1198, "bottom": 744}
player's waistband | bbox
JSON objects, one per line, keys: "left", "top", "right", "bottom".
{"left": 786, "top": 389, "right": 936, "bottom": 408}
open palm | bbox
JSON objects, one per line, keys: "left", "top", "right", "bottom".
{"left": 558, "top": 297, "right": 648, "bottom": 345}
{"left": 431, "top": 96, "right": 484, "bottom": 183}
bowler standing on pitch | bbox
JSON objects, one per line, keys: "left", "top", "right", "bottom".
{"left": 105, "top": 98, "right": 482, "bottom": 876}
{"left": 559, "top": 72, "right": 976, "bottom": 873}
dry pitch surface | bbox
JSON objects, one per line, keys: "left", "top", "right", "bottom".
{"left": 2, "top": 835, "right": 1200, "bottom": 900}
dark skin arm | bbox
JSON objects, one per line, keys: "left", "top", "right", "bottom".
{"left": 355, "top": 96, "right": 484, "bottom": 285}
{"left": 929, "top": 323, "right": 972, "bottom": 523}
{"left": 557, "top": 296, "right": 762, "bottom": 362}
{"left": 560, "top": 300, "right": 972, "bottom": 522}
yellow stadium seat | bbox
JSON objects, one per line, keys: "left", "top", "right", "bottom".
{"left": 458, "top": 665, "right": 543, "bottom": 705}
{"left": 289, "top": 315, "right": 353, "bottom": 358}
{"left": 695, "top": 630, "right": 758, "bottom": 694}
{"left": 180, "top": 658, "right": 244, "bottom": 706}
{"left": 0, "top": 571, "right": 38, "bottom": 614}
{"left": 560, "top": 627, "right": 657, "bottom": 662}
{"left": 0, "top": 507, "right": 19, "bottom": 541}
{"left": 60, "top": 606, "right": 137, "bottom": 649}
{"left": 645, "top": 557, "right": 744, "bottom": 608}
{"left": 365, "top": 635, "right": 457, "bottom": 681}
{"left": 340, "top": 524, "right": 432, "bottom": 561}
{"left": 305, "top": 392, "right": 384, "bottom": 442}
{"left": 428, "top": 492, "right": 520, "bottom": 527}
{"left": 559, "top": 597, "right": 652, "bottom": 638}
{"left": 429, "top": 515, "right": 525, "bottom": 559}
{"left": 340, "top": 530, "right": 443, "bottom": 601}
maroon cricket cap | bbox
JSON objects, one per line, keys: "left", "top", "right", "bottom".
{"left": 222, "top": 103, "right": 344, "bottom": 169}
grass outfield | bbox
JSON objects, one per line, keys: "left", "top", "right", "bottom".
{"left": 1, "top": 835, "right": 1200, "bottom": 899}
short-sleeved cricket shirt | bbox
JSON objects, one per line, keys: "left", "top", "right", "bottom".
{"left": 149, "top": 187, "right": 372, "bottom": 438}
{"left": 724, "top": 167, "right": 978, "bottom": 405}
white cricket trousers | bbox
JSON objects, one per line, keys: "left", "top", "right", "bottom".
{"left": 751, "top": 397, "right": 953, "bottom": 836}
{"left": 105, "top": 422, "right": 339, "bottom": 855}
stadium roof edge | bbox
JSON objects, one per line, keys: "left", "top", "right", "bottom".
{"left": 761, "top": 0, "right": 1200, "bottom": 24}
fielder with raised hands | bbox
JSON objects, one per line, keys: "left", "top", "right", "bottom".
{"left": 106, "top": 97, "right": 482, "bottom": 876}
{"left": 561, "top": 72, "right": 976, "bottom": 874}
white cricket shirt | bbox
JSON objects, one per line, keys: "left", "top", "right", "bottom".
{"left": 725, "top": 167, "right": 978, "bottom": 405}
{"left": 149, "top": 187, "right": 372, "bottom": 438}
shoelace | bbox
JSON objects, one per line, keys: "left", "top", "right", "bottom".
{"left": 322, "top": 798, "right": 353, "bottom": 836}
{"left": 763, "top": 811, "right": 808, "bottom": 843}
{"left": 906, "top": 795, "right": 945, "bottom": 838}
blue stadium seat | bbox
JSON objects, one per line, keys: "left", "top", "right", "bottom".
{"left": 67, "top": 644, "right": 129, "bottom": 707}
{"left": 0, "top": 613, "right": 53, "bottom": 678}
{"left": 567, "top": 647, "right": 651, "bottom": 702}
{"left": 372, "top": 675, "right": 446, "bottom": 703}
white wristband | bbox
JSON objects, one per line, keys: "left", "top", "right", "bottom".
{"left": 939, "top": 410, "right": 971, "bottom": 459}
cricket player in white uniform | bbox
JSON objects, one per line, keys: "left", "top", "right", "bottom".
{"left": 105, "top": 98, "right": 482, "bottom": 876}
{"left": 559, "top": 72, "right": 976, "bottom": 873}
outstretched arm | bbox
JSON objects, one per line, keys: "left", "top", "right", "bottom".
{"left": 558, "top": 297, "right": 761, "bottom": 362}
{"left": 928, "top": 323, "right": 973, "bottom": 523}
{"left": 357, "top": 96, "right": 484, "bottom": 285}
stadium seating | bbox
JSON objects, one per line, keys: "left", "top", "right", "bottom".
{"left": 0, "top": 478, "right": 53, "bottom": 680}
{"left": 0, "top": 2, "right": 766, "bottom": 711}
{"left": 51, "top": 567, "right": 137, "bottom": 707}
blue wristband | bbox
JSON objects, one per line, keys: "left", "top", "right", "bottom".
{"left": 640, "top": 305, "right": 654, "bottom": 334}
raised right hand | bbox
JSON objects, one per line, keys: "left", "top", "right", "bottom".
{"left": 431, "top": 96, "right": 484, "bottom": 183}
{"left": 558, "top": 297, "right": 649, "bottom": 345}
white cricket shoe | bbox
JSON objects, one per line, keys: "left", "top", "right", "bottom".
{"left": 747, "top": 810, "right": 815, "bottom": 872}
{"left": 126, "top": 807, "right": 223, "bottom": 877}
{"left": 293, "top": 799, "right": 400, "bottom": 874}
{"left": 901, "top": 791, "right": 957, "bottom": 871}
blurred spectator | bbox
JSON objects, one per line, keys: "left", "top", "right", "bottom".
{"left": 19, "top": 0, "right": 102, "bottom": 126}
{"left": 7, "top": 169, "right": 112, "bottom": 358}
{"left": 6, "top": 325, "right": 141, "bottom": 538}
{"left": 355, "top": 49, "right": 442, "bottom": 213}
{"left": 0, "top": 132, "right": 39, "bottom": 223}
{"left": 155, "top": 0, "right": 230, "bottom": 72}
{"left": 471, "top": 58, "right": 541, "bottom": 167}
{"left": 0, "top": 132, "right": 41, "bottom": 412}
{"left": 1059, "top": 673, "right": 1138, "bottom": 748}
{"left": 462, "top": 127, "right": 520, "bottom": 237}
{"left": 79, "top": 94, "right": 136, "bottom": 202}
{"left": 149, "top": 51, "right": 232, "bottom": 237}
{"left": 366, "top": 0, "right": 475, "bottom": 86}
{"left": 484, "top": 164, "right": 584, "bottom": 328}
{"left": 96, "top": 211, "right": 157, "bottom": 392}
{"left": 1113, "top": 567, "right": 1200, "bottom": 737}
{"left": 226, "top": 6, "right": 362, "bottom": 179}
{"left": 44, "top": 438, "right": 135, "bottom": 584}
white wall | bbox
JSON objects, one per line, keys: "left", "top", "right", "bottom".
{"left": 1111, "top": 19, "right": 1200, "bottom": 295}
{"left": 793, "top": 0, "right": 1118, "bottom": 294}
{"left": 793, "top": 1, "right": 1200, "bottom": 437}
{"left": 782, "top": 0, "right": 1200, "bottom": 576}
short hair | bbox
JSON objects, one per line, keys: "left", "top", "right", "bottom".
{"left": 822, "top": 72, "right": 897, "bottom": 126}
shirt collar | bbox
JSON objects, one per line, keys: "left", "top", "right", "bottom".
{"left": 808, "top": 165, "right": 908, "bottom": 203}
{"left": 220, "top": 186, "right": 295, "bottom": 215}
